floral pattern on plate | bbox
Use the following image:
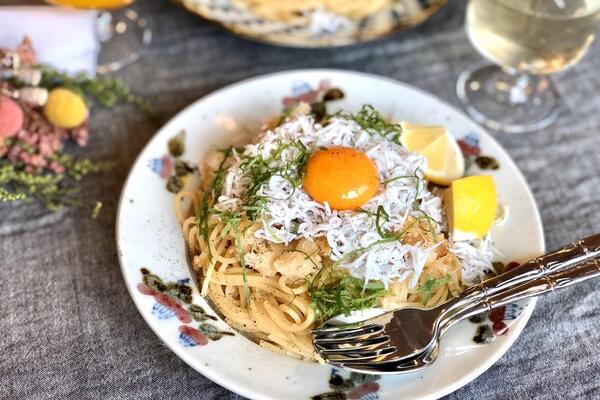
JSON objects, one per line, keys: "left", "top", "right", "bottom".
{"left": 137, "top": 268, "right": 234, "bottom": 347}
{"left": 469, "top": 301, "right": 526, "bottom": 344}
{"left": 148, "top": 131, "right": 197, "bottom": 193}
{"left": 466, "top": 261, "right": 527, "bottom": 343}
{"left": 312, "top": 369, "right": 381, "bottom": 400}
{"left": 117, "top": 70, "right": 544, "bottom": 400}
{"left": 458, "top": 132, "right": 500, "bottom": 171}
{"left": 283, "top": 80, "right": 331, "bottom": 108}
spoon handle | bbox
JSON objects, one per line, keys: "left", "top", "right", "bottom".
{"left": 444, "top": 234, "right": 600, "bottom": 314}
{"left": 483, "top": 259, "right": 600, "bottom": 308}
{"left": 443, "top": 257, "right": 600, "bottom": 332}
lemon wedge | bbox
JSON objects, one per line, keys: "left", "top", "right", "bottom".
{"left": 445, "top": 175, "right": 497, "bottom": 241}
{"left": 400, "top": 123, "right": 465, "bottom": 185}
{"left": 400, "top": 123, "right": 447, "bottom": 151}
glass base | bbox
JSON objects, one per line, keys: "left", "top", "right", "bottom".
{"left": 456, "top": 60, "right": 561, "bottom": 134}
{"left": 96, "top": 7, "right": 152, "bottom": 74}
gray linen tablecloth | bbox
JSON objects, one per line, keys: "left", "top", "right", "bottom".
{"left": 1, "top": 1, "right": 599, "bottom": 399}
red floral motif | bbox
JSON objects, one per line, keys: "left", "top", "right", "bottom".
{"left": 136, "top": 282, "right": 154, "bottom": 295}
{"left": 347, "top": 382, "right": 380, "bottom": 399}
{"left": 282, "top": 80, "right": 330, "bottom": 108}
{"left": 492, "top": 321, "right": 508, "bottom": 335}
{"left": 179, "top": 325, "right": 209, "bottom": 346}
{"left": 160, "top": 154, "right": 173, "bottom": 179}
{"left": 137, "top": 282, "right": 192, "bottom": 323}
{"left": 312, "top": 369, "right": 381, "bottom": 399}
{"left": 487, "top": 261, "right": 520, "bottom": 336}
{"left": 488, "top": 306, "right": 507, "bottom": 335}
{"left": 457, "top": 139, "right": 481, "bottom": 156}
{"left": 488, "top": 306, "right": 506, "bottom": 322}
{"left": 506, "top": 261, "right": 520, "bottom": 271}
{"left": 137, "top": 268, "right": 233, "bottom": 348}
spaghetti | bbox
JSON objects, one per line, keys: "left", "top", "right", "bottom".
{"left": 172, "top": 105, "right": 491, "bottom": 360}
{"left": 180, "top": 208, "right": 317, "bottom": 359}
{"left": 176, "top": 192, "right": 462, "bottom": 360}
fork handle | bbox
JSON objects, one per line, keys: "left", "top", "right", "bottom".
{"left": 442, "top": 258, "right": 600, "bottom": 333}
{"left": 444, "top": 234, "right": 600, "bottom": 314}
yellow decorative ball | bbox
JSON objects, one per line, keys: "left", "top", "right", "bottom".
{"left": 44, "top": 88, "right": 88, "bottom": 129}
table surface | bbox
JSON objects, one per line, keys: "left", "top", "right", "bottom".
{"left": 2, "top": 1, "right": 600, "bottom": 399}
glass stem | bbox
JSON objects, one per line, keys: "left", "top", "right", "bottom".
{"left": 494, "top": 68, "right": 535, "bottom": 105}
{"left": 96, "top": 11, "right": 113, "bottom": 42}
{"left": 456, "top": 59, "right": 561, "bottom": 133}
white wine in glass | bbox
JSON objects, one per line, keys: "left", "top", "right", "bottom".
{"left": 457, "top": 0, "right": 600, "bottom": 133}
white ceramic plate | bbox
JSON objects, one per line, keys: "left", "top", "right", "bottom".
{"left": 117, "top": 70, "right": 544, "bottom": 400}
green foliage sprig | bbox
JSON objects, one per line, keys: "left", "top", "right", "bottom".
{"left": 36, "top": 65, "right": 153, "bottom": 113}
{"left": 0, "top": 156, "right": 111, "bottom": 213}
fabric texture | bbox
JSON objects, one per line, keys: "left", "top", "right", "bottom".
{"left": 1, "top": 1, "right": 599, "bottom": 399}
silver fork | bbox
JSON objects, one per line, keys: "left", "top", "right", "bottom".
{"left": 313, "top": 234, "right": 600, "bottom": 372}
{"left": 326, "top": 258, "right": 600, "bottom": 374}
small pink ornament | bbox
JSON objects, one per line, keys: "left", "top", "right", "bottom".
{"left": 0, "top": 96, "right": 24, "bottom": 138}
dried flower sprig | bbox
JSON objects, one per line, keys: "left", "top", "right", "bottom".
{"left": 0, "top": 36, "right": 148, "bottom": 215}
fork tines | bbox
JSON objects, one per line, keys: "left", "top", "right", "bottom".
{"left": 313, "top": 323, "right": 398, "bottom": 362}
{"left": 313, "top": 323, "right": 384, "bottom": 338}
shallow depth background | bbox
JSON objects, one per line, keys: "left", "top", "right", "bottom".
{"left": 1, "top": 1, "right": 599, "bottom": 399}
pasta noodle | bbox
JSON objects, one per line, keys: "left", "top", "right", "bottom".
{"left": 170, "top": 107, "right": 481, "bottom": 360}
{"left": 178, "top": 205, "right": 317, "bottom": 359}
{"left": 175, "top": 193, "right": 463, "bottom": 360}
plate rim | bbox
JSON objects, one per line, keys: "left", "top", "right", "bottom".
{"left": 116, "top": 68, "right": 545, "bottom": 400}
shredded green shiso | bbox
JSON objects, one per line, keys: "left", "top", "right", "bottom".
{"left": 337, "top": 105, "right": 403, "bottom": 145}
{"left": 310, "top": 274, "right": 387, "bottom": 322}
{"left": 418, "top": 274, "right": 451, "bottom": 304}
{"left": 193, "top": 100, "right": 442, "bottom": 319}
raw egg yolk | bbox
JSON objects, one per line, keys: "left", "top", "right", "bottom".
{"left": 303, "top": 147, "right": 379, "bottom": 210}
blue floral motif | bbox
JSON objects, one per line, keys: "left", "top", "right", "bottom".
{"left": 179, "top": 332, "right": 198, "bottom": 348}
{"left": 360, "top": 393, "right": 379, "bottom": 400}
{"left": 462, "top": 132, "right": 480, "bottom": 148}
{"left": 147, "top": 158, "right": 163, "bottom": 175}
{"left": 291, "top": 81, "right": 312, "bottom": 97}
{"left": 139, "top": 255, "right": 232, "bottom": 349}
{"left": 503, "top": 303, "right": 523, "bottom": 321}
{"left": 152, "top": 302, "right": 176, "bottom": 320}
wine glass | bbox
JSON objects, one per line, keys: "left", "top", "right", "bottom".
{"left": 457, "top": 0, "right": 600, "bottom": 133}
{"left": 45, "top": 0, "right": 151, "bottom": 74}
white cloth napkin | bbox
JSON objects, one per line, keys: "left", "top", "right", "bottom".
{"left": 0, "top": 6, "right": 98, "bottom": 76}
